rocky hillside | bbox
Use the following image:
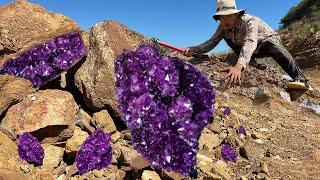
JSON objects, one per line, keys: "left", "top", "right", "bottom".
{"left": 279, "top": 0, "right": 320, "bottom": 70}
{"left": 0, "top": 1, "right": 319, "bottom": 180}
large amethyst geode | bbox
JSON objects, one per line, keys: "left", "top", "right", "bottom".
{"left": 76, "top": 129, "right": 112, "bottom": 175}
{"left": 115, "top": 44, "right": 215, "bottom": 175}
{"left": 18, "top": 132, "right": 44, "bottom": 166}
{"left": 0, "top": 32, "right": 86, "bottom": 87}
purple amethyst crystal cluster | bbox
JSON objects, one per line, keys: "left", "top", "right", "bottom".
{"left": 221, "top": 144, "right": 237, "bottom": 163}
{"left": 76, "top": 129, "right": 112, "bottom": 175}
{"left": 115, "top": 44, "right": 215, "bottom": 175}
{"left": 18, "top": 132, "right": 44, "bottom": 166}
{"left": 0, "top": 32, "right": 86, "bottom": 87}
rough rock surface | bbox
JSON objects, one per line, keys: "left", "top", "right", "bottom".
{"left": 75, "top": 20, "right": 146, "bottom": 115}
{"left": 1, "top": 90, "right": 78, "bottom": 135}
{"left": 0, "top": 0, "right": 80, "bottom": 66}
{"left": 0, "top": 74, "right": 35, "bottom": 116}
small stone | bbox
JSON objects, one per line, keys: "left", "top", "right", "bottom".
{"left": 314, "top": 150, "right": 320, "bottom": 161}
{"left": 260, "top": 162, "right": 270, "bottom": 176}
{"left": 240, "top": 176, "right": 248, "bottom": 180}
{"left": 66, "top": 164, "right": 78, "bottom": 176}
{"left": 76, "top": 109, "right": 95, "bottom": 133}
{"left": 239, "top": 139, "right": 264, "bottom": 160}
{"left": 42, "top": 144, "right": 65, "bottom": 171}
{"left": 251, "top": 131, "right": 265, "bottom": 140}
{"left": 273, "top": 155, "right": 283, "bottom": 161}
{"left": 237, "top": 114, "right": 248, "bottom": 121}
{"left": 65, "top": 126, "right": 89, "bottom": 153}
{"left": 116, "top": 170, "right": 126, "bottom": 180}
{"left": 204, "top": 171, "right": 222, "bottom": 180}
{"left": 92, "top": 169, "right": 104, "bottom": 178}
{"left": 208, "top": 122, "right": 222, "bottom": 134}
{"left": 196, "top": 153, "right": 213, "bottom": 167}
{"left": 259, "top": 128, "right": 269, "bottom": 132}
{"left": 280, "top": 91, "right": 291, "bottom": 103}
{"left": 20, "top": 164, "right": 31, "bottom": 173}
{"left": 130, "top": 155, "right": 150, "bottom": 170}
{"left": 56, "top": 174, "right": 67, "bottom": 180}
{"left": 141, "top": 170, "right": 161, "bottom": 180}
{"left": 212, "top": 160, "right": 232, "bottom": 180}
{"left": 92, "top": 110, "right": 117, "bottom": 134}
{"left": 111, "top": 131, "right": 121, "bottom": 143}
{"left": 199, "top": 132, "right": 221, "bottom": 151}
{"left": 256, "top": 173, "right": 266, "bottom": 180}
{"left": 254, "top": 139, "right": 264, "bottom": 144}
{"left": 120, "top": 166, "right": 132, "bottom": 172}
{"left": 253, "top": 86, "right": 271, "bottom": 103}
{"left": 281, "top": 108, "right": 294, "bottom": 116}
{"left": 118, "top": 146, "right": 141, "bottom": 165}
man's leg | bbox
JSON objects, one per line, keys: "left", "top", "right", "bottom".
{"left": 259, "top": 41, "right": 307, "bottom": 82}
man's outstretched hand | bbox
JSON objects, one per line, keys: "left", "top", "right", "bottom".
{"left": 183, "top": 47, "right": 198, "bottom": 57}
{"left": 221, "top": 63, "right": 243, "bottom": 86}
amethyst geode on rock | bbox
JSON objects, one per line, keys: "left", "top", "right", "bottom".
{"left": 115, "top": 44, "right": 215, "bottom": 175}
{"left": 0, "top": 32, "right": 86, "bottom": 87}
{"left": 18, "top": 132, "right": 44, "bottom": 166}
{"left": 76, "top": 129, "right": 112, "bottom": 174}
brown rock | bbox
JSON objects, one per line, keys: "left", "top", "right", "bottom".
{"left": 0, "top": 75, "right": 34, "bottom": 116}
{"left": 65, "top": 126, "right": 89, "bottom": 153}
{"left": 0, "top": 131, "right": 25, "bottom": 172}
{"left": 161, "top": 171, "right": 185, "bottom": 180}
{"left": 111, "top": 131, "right": 121, "bottom": 143}
{"left": 0, "top": 168, "right": 33, "bottom": 180}
{"left": 203, "top": 171, "right": 223, "bottom": 180}
{"left": 1, "top": 90, "right": 78, "bottom": 136}
{"left": 0, "top": 0, "right": 80, "bottom": 65}
{"left": 130, "top": 155, "right": 150, "bottom": 170}
{"left": 239, "top": 139, "right": 265, "bottom": 160}
{"left": 42, "top": 144, "right": 65, "bottom": 171}
{"left": 92, "top": 110, "right": 117, "bottom": 134}
{"left": 75, "top": 109, "right": 95, "bottom": 133}
{"left": 56, "top": 174, "right": 68, "bottom": 180}
{"left": 199, "top": 131, "right": 221, "bottom": 151}
{"left": 53, "top": 162, "right": 67, "bottom": 177}
{"left": 212, "top": 160, "right": 232, "bottom": 180}
{"left": 75, "top": 20, "right": 146, "bottom": 114}
{"left": 208, "top": 122, "right": 222, "bottom": 134}
{"left": 65, "top": 164, "right": 78, "bottom": 177}
{"left": 118, "top": 146, "right": 141, "bottom": 165}
{"left": 314, "top": 150, "right": 320, "bottom": 162}
{"left": 116, "top": 169, "right": 126, "bottom": 180}
{"left": 141, "top": 170, "right": 161, "bottom": 180}
{"left": 260, "top": 162, "right": 270, "bottom": 176}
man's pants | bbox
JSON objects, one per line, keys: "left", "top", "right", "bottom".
{"left": 252, "top": 39, "right": 307, "bottom": 81}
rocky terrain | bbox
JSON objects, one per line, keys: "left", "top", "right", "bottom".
{"left": 0, "top": 1, "right": 319, "bottom": 180}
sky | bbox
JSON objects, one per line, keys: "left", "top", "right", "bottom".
{"left": 0, "top": 0, "right": 301, "bottom": 53}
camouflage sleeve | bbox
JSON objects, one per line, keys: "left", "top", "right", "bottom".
{"left": 238, "top": 18, "right": 258, "bottom": 68}
{"left": 191, "top": 25, "right": 224, "bottom": 53}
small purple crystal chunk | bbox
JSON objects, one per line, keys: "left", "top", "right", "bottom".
{"left": 223, "top": 107, "right": 231, "bottom": 116}
{"left": 238, "top": 125, "right": 247, "bottom": 135}
{"left": 18, "top": 132, "right": 44, "bottom": 166}
{"left": 76, "top": 129, "right": 112, "bottom": 175}
{"left": 115, "top": 44, "right": 216, "bottom": 175}
{"left": 221, "top": 144, "right": 237, "bottom": 163}
{"left": 1, "top": 32, "right": 86, "bottom": 88}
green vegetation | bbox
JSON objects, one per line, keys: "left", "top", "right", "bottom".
{"left": 280, "top": 0, "right": 320, "bottom": 28}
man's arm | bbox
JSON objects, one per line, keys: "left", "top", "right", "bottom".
{"left": 190, "top": 25, "right": 224, "bottom": 54}
{"left": 237, "top": 18, "right": 258, "bottom": 68}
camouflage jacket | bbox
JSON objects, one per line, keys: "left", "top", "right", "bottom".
{"left": 193, "top": 13, "right": 279, "bottom": 67}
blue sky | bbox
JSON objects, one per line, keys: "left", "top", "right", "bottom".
{"left": 1, "top": 0, "right": 300, "bottom": 53}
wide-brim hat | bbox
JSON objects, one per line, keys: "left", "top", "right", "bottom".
{"left": 213, "top": 0, "right": 245, "bottom": 20}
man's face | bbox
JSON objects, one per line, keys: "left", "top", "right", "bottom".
{"left": 219, "top": 14, "right": 237, "bottom": 30}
